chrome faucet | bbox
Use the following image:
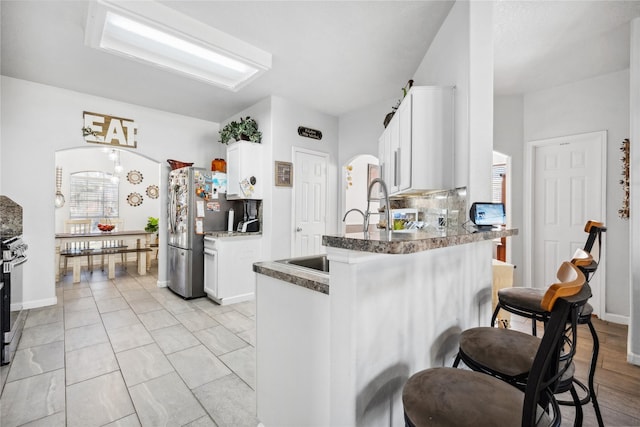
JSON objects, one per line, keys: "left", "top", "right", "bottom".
{"left": 343, "top": 208, "right": 366, "bottom": 223}
{"left": 366, "top": 178, "right": 392, "bottom": 231}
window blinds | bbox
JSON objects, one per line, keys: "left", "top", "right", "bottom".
{"left": 69, "top": 171, "right": 119, "bottom": 218}
{"left": 492, "top": 164, "right": 506, "bottom": 203}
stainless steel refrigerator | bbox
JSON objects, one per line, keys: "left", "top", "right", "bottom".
{"left": 168, "top": 167, "right": 232, "bottom": 298}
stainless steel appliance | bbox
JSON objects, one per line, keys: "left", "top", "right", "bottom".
{"left": 2, "top": 236, "right": 28, "bottom": 365}
{"left": 237, "top": 200, "right": 260, "bottom": 232}
{"left": 168, "top": 167, "right": 235, "bottom": 298}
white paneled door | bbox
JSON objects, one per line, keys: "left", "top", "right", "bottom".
{"left": 293, "top": 149, "right": 328, "bottom": 257}
{"left": 532, "top": 131, "right": 606, "bottom": 316}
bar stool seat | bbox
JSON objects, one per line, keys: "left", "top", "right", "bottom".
{"left": 403, "top": 368, "right": 552, "bottom": 427}
{"left": 499, "top": 287, "right": 546, "bottom": 313}
{"left": 459, "top": 327, "right": 540, "bottom": 378}
{"left": 459, "top": 326, "right": 579, "bottom": 387}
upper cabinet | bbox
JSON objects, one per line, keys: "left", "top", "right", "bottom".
{"left": 378, "top": 86, "right": 454, "bottom": 196}
{"left": 226, "top": 141, "right": 263, "bottom": 200}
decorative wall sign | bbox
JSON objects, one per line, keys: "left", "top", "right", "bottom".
{"left": 146, "top": 185, "right": 159, "bottom": 199}
{"left": 127, "top": 170, "right": 143, "bottom": 184}
{"left": 127, "top": 192, "right": 143, "bottom": 207}
{"left": 83, "top": 111, "right": 138, "bottom": 148}
{"left": 619, "top": 138, "right": 630, "bottom": 219}
{"left": 275, "top": 161, "right": 293, "bottom": 187}
{"left": 298, "top": 126, "right": 322, "bottom": 140}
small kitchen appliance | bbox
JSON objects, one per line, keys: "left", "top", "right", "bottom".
{"left": 238, "top": 219, "right": 260, "bottom": 233}
{"left": 237, "top": 200, "right": 260, "bottom": 232}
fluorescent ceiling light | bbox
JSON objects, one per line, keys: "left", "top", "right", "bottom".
{"left": 85, "top": 0, "right": 272, "bottom": 91}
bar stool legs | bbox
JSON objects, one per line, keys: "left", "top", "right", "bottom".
{"left": 557, "top": 312, "right": 604, "bottom": 427}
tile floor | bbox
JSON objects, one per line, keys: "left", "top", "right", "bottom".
{"left": 0, "top": 262, "right": 257, "bottom": 427}
{"left": 3, "top": 262, "right": 639, "bottom": 426}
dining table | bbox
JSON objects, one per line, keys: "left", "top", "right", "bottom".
{"left": 55, "top": 230, "right": 153, "bottom": 283}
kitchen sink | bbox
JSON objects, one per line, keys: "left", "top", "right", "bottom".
{"left": 277, "top": 255, "right": 329, "bottom": 273}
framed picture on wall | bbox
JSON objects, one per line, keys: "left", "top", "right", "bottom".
{"left": 275, "top": 161, "right": 293, "bottom": 187}
{"left": 367, "top": 164, "right": 381, "bottom": 199}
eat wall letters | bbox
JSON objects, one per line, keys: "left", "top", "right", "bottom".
{"left": 83, "top": 111, "right": 138, "bottom": 148}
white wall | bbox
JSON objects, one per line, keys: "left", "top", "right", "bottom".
{"left": 338, "top": 97, "right": 393, "bottom": 167}
{"left": 0, "top": 76, "right": 221, "bottom": 308}
{"left": 221, "top": 96, "right": 339, "bottom": 262}
{"left": 523, "top": 70, "right": 630, "bottom": 320}
{"left": 494, "top": 95, "right": 524, "bottom": 286}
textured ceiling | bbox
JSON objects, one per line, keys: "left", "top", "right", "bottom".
{"left": 494, "top": 0, "right": 640, "bottom": 95}
{"left": 2, "top": 1, "right": 640, "bottom": 122}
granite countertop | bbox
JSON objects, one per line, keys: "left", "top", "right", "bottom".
{"left": 204, "top": 231, "right": 262, "bottom": 238}
{"left": 254, "top": 227, "right": 517, "bottom": 295}
{"left": 322, "top": 226, "right": 518, "bottom": 255}
{"left": 253, "top": 260, "right": 330, "bottom": 295}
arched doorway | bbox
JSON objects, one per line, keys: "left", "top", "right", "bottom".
{"left": 54, "top": 147, "right": 162, "bottom": 283}
{"left": 341, "top": 154, "right": 379, "bottom": 233}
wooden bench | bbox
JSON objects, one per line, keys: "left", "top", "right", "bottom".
{"left": 92, "top": 247, "right": 153, "bottom": 279}
{"left": 147, "top": 243, "right": 159, "bottom": 271}
{"left": 60, "top": 248, "right": 95, "bottom": 283}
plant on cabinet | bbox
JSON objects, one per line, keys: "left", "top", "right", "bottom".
{"left": 219, "top": 116, "right": 262, "bottom": 144}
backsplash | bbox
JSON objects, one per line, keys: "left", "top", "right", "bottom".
{"left": 0, "top": 195, "right": 24, "bottom": 238}
{"left": 389, "top": 187, "right": 467, "bottom": 230}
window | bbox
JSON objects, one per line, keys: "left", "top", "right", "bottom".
{"left": 69, "top": 171, "right": 119, "bottom": 219}
{"left": 492, "top": 164, "right": 506, "bottom": 203}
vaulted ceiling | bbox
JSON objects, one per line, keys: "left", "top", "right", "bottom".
{"left": 2, "top": 1, "right": 640, "bottom": 122}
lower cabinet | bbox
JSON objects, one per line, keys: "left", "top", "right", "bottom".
{"left": 204, "top": 235, "right": 261, "bottom": 305}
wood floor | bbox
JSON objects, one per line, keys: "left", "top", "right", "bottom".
{"left": 511, "top": 316, "right": 640, "bottom": 426}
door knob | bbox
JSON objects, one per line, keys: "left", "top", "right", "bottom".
{"left": 296, "top": 227, "right": 302, "bottom": 232}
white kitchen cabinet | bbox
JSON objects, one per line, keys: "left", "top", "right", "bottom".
{"left": 226, "top": 141, "right": 263, "bottom": 200}
{"left": 379, "top": 86, "right": 454, "bottom": 196}
{"left": 203, "top": 235, "right": 262, "bottom": 305}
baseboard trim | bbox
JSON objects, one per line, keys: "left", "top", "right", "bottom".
{"left": 627, "top": 351, "right": 640, "bottom": 366}
{"left": 21, "top": 297, "right": 58, "bottom": 310}
{"left": 156, "top": 280, "right": 169, "bottom": 288}
{"left": 602, "top": 312, "right": 629, "bottom": 325}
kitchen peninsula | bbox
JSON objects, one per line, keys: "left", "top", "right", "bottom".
{"left": 254, "top": 226, "right": 518, "bottom": 427}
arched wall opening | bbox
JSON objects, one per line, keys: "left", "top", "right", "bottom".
{"left": 55, "top": 147, "right": 163, "bottom": 282}
{"left": 341, "top": 154, "right": 379, "bottom": 233}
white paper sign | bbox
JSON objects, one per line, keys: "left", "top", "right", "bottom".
{"left": 196, "top": 200, "right": 205, "bottom": 217}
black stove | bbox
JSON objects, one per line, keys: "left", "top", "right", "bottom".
{"left": 1, "top": 235, "right": 28, "bottom": 365}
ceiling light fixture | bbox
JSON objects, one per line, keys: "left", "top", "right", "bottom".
{"left": 85, "top": 0, "right": 272, "bottom": 91}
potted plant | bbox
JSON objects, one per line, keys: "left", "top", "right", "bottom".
{"left": 145, "top": 216, "right": 159, "bottom": 242}
{"left": 219, "top": 116, "right": 262, "bottom": 144}
{"left": 383, "top": 80, "right": 414, "bottom": 128}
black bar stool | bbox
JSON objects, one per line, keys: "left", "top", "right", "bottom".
{"left": 403, "top": 263, "right": 590, "bottom": 427}
{"left": 489, "top": 221, "right": 605, "bottom": 427}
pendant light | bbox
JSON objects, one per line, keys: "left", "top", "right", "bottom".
{"left": 55, "top": 166, "right": 66, "bottom": 208}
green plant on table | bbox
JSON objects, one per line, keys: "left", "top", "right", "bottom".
{"left": 145, "top": 217, "right": 159, "bottom": 234}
